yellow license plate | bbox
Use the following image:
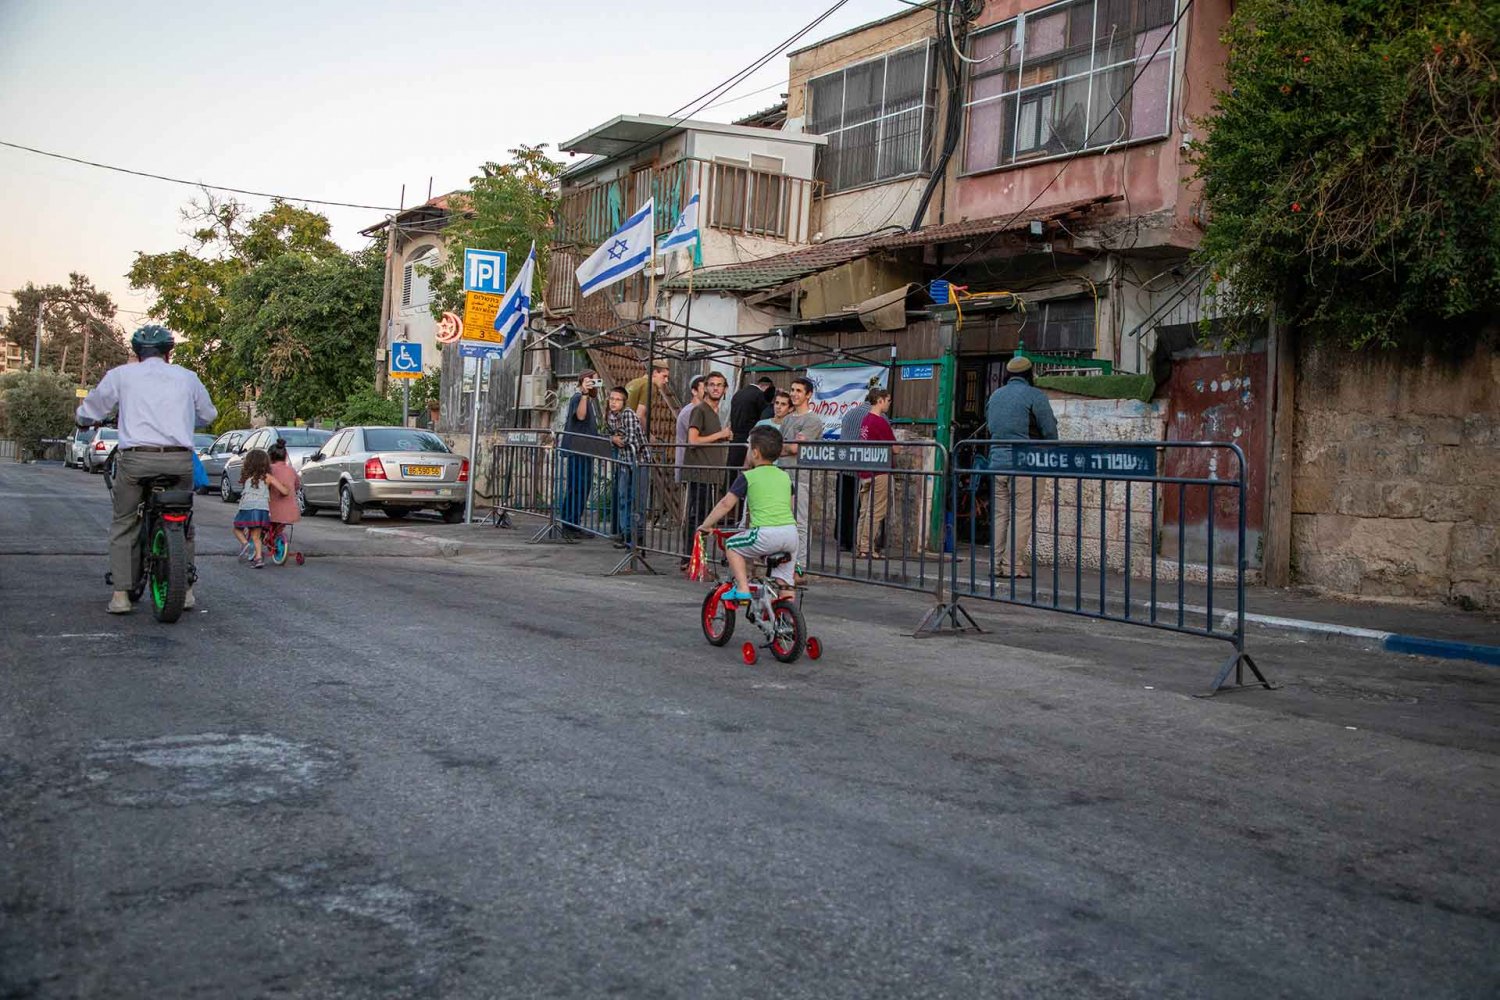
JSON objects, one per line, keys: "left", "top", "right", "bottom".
{"left": 402, "top": 464, "right": 442, "bottom": 477}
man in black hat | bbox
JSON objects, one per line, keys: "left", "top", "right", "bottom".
{"left": 983, "top": 356, "right": 1058, "bottom": 577}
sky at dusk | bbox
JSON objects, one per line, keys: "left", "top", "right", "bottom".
{"left": 0, "top": 0, "right": 903, "bottom": 326}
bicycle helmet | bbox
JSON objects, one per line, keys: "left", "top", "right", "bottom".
{"left": 130, "top": 324, "right": 175, "bottom": 356}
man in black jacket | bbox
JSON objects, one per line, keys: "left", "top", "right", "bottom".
{"left": 727, "top": 376, "right": 775, "bottom": 468}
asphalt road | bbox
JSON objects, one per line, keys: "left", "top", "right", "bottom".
{"left": 2, "top": 460, "right": 1497, "bottom": 998}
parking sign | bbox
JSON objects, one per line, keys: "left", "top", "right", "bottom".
{"left": 389, "top": 341, "right": 422, "bottom": 379}
{"left": 463, "top": 248, "right": 508, "bottom": 294}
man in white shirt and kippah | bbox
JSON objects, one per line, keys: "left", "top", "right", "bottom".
{"left": 77, "top": 325, "right": 217, "bottom": 614}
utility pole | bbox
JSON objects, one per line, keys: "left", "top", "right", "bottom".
{"left": 375, "top": 185, "right": 405, "bottom": 397}
{"left": 79, "top": 315, "right": 92, "bottom": 387}
{"left": 32, "top": 299, "right": 45, "bottom": 371}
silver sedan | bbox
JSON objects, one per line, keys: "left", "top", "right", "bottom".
{"left": 298, "top": 426, "right": 469, "bottom": 524}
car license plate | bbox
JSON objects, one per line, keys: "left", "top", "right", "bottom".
{"left": 402, "top": 464, "right": 442, "bottom": 477}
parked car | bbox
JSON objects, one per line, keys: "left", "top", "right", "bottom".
{"left": 64, "top": 428, "right": 91, "bottom": 469}
{"left": 299, "top": 426, "right": 469, "bottom": 524}
{"left": 83, "top": 427, "right": 118, "bottom": 473}
{"left": 198, "top": 430, "right": 246, "bottom": 493}
{"left": 219, "top": 426, "right": 332, "bottom": 502}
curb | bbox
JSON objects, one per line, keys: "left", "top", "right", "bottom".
{"left": 363, "top": 526, "right": 464, "bottom": 557}
{"left": 1206, "top": 607, "right": 1500, "bottom": 667}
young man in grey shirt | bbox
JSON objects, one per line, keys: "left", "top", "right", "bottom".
{"left": 777, "top": 376, "right": 827, "bottom": 581}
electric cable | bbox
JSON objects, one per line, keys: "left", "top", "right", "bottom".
{"left": 0, "top": 140, "right": 403, "bottom": 211}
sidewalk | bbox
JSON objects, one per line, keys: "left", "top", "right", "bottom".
{"left": 400, "top": 518, "right": 1500, "bottom": 667}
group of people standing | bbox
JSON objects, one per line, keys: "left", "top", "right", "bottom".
{"left": 555, "top": 363, "right": 885, "bottom": 583}
{"left": 551, "top": 352, "right": 1059, "bottom": 582}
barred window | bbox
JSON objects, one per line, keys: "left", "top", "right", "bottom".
{"left": 808, "top": 42, "right": 936, "bottom": 194}
{"left": 963, "top": 0, "right": 1177, "bottom": 174}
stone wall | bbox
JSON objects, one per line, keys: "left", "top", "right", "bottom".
{"left": 1290, "top": 340, "right": 1500, "bottom": 608}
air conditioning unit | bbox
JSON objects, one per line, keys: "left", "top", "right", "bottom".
{"left": 519, "top": 372, "right": 555, "bottom": 410}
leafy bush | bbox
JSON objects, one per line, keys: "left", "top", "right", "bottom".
{"left": 0, "top": 369, "right": 77, "bottom": 459}
{"left": 338, "top": 384, "right": 403, "bottom": 427}
{"left": 1193, "top": 0, "right": 1499, "bottom": 352}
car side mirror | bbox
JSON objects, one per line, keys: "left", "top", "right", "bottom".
{"left": 310, "top": 452, "right": 324, "bottom": 463}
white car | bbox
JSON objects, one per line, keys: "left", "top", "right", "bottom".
{"left": 83, "top": 427, "right": 118, "bottom": 473}
{"left": 64, "top": 428, "right": 91, "bottom": 469}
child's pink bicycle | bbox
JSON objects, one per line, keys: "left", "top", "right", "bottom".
{"left": 268, "top": 523, "right": 304, "bottom": 566}
{"left": 698, "top": 529, "right": 822, "bottom": 666}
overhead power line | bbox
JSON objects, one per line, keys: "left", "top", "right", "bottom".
{"left": 0, "top": 140, "right": 403, "bottom": 212}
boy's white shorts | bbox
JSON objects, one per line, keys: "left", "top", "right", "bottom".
{"left": 724, "top": 524, "right": 800, "bottom": 585}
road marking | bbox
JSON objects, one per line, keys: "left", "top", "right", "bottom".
{"left": 36, "top": 632, "right": 122, "bottom": 639}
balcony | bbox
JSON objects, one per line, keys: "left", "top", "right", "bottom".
{"left": 554, "top": 157, "right": 822, "bottom": 252}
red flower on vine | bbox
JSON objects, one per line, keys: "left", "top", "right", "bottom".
{"left": 1291, "top": 202, "right": 1303, "bottom": 212}
{"left": 1302, "top": 55, "right": 1311, "bottom": 63}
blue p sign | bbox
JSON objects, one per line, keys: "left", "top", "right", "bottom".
{"left": 463, "top": 248, "right": 508, "bottom": 294}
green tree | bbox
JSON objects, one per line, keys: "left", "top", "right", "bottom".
{"left": 3, "top": 274, "right": 129, "bottom": 386}
{"left": 128, "top": 193, "right": 344, "bottom": 397}
{"left": 1193, "top": 0, "right": 1499, "bottom": 351}
{"left": 0, "top": 369, "right": 77, "bottom": 459}
{"left": 428, "top": 144, "right": 563, "bottom": 316}
{"left": 219, "top": 245, "right": 384, "bottom": 421}
{"left": 338, "top": 382, "right": 403, "bottom": 426}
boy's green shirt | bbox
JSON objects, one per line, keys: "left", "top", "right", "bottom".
{"left": 738, "top": 464, "right": 795, "bottom": 528}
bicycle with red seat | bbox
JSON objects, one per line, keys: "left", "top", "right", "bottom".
{"left": 698, "top": 528, "right": 822, "bottom": 665}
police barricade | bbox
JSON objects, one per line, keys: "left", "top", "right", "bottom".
{"left": 632, "top": 442, "right": 733, "bottom": 569}
{"left": 552, "top": 436, "right": 638, "bottom": 552}
{"left": 476, "top": 429, "right": 558, "bottom": 530}
{"left": 793, "top": 439, "right": 949, "bottom": 594}
{"left": 929, "top": 439, "right": 1274, "bottom": 696}
{"left": 624, "top": 438, "right": 948, "bottom": 591}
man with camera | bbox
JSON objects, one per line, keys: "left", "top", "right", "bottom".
{"left": 559, "top": 369, "right": 606, "bottom": 537}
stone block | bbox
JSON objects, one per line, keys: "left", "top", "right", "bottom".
{"left": 1449, "top": 523, "right": 1499, "bottom": 574}
{"left": 1291, "top": 513, "right": 1453, "bottom": 596}
{"left": 1332, "top": 483, "right": 1387, "bottom": 518}
{"left": 1462, "top": 415, "right": 1495, "bottom": 446}
{"left": 1292, "top": 474, "right": 1335, "bottom": 515}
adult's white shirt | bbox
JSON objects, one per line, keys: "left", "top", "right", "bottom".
{"left": 76, "top": 357, "right": 217, "bottom": 449}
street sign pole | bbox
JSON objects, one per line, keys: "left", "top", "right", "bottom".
{"left": 402, "top": 378, "right": 411, "bottom": 428}
{"left": 465, "top": 361, "right": 482, "bottom": 523}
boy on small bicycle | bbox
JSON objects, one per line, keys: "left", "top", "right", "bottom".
{"left": 696, "top": 426, "right": 799, "bottom": 602}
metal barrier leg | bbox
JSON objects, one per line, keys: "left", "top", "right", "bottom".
{"left": 1200, "top": 646, "right": 1277, "bottom": 697}
{"left": 530, "top": 452, "right": 572, "bottom": 544}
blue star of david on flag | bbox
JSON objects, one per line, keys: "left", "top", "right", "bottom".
{"left": 492, "top": 242, "right": 536, "bottom": 362}
{"left": 575, "top": 198, "right": 654, "bottom": 297}
{"left": 658, "top": 193, "right": 700, "bottom": 255}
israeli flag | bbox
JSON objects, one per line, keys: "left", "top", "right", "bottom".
{"left": 658, "top": 194, "right": 700, "bottom": 255}
{"left": 493, "top": 242, "right": 536, "bottom": 360}
{"left": 575, "top": 198, "right": 654, "bottom": 296}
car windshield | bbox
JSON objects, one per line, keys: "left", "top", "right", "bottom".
{"left": 98, "top": 429, "right": 117, "bottom": 440}
{"left": 362, "top": 429, "right": 450, "bottom": 454}
{"left": 278, "top": 428, "right": 331, "bottom": 447}
{"left": 194, "top": 434, "right": 215, "bottom": 450}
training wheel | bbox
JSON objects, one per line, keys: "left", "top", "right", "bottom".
{"left": 807, "top": 637, "right": 822, "bottom": 660}
{"left": 294, "top": 552, "right": 305, "bottom": 565}
{"left": 741, "top": 642, "right": 758, "bottom": 666}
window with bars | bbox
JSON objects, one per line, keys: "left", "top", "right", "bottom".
{"left": 707, "top": 154, "right": 788, "bottom": 237}
{"left": 807, "top": 42, "right": 936, "bottom": 194}
{"left": 963, "top": 0, "right": 1177, "bottom": 174}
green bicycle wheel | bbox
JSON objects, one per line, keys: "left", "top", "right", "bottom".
{"left": 148, "top": 525, "right": 188, "bottom": 623}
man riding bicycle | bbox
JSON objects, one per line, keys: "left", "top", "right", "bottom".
{"left": 77, "top": 325, "right": 217, "bottom": 614}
